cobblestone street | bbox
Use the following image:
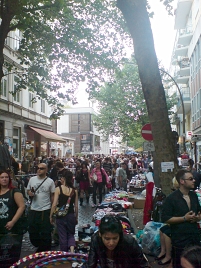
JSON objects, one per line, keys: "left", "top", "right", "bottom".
{"left": 19, "top": 200, "right": 169, "bottom": 267}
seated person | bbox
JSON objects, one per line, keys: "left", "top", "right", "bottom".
{"left": 88, "top": 215, "right": 148, "bottom": 268}
{"left": 155, "top": 225, "right": 172, "bottom": 266}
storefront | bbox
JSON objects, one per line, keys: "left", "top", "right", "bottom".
{"left": 25, "top": 126, "right": 65, "bottom": 159}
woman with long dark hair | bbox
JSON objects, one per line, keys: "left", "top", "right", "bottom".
{"left": 50, "top": 170, "right": 78, "bottom": 253}
{"left": 88, "top": 215, "right": 148, "bottom": 267}
{"left": 0, "top": 170, "right": 25, "bottom": 267}
{"left": 181, "top": 245, "right": 201, "bottom": 268}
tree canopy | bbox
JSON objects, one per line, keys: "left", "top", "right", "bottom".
{"left": 90, "top": 58, "right": 177, "bottom": 143}
{"left": 0, "top": 0, "right": 131, "bottom": 118}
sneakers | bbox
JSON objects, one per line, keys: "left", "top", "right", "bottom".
{"left": 91, "top": 204, "right": 96, "bottom": 208}
{"left": 82, "top": 236, "right": 91, "bottom": 243}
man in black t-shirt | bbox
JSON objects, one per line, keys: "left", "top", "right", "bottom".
{"left": 162, "top": 169, "right": 201, "bottom": 267}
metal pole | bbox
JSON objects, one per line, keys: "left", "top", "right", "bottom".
{"left": 160, "top": 69, "right": 186, "bottom": 152}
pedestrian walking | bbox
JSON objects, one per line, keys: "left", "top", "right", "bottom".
{"left": 50, "top": 170, "right": 78, "bottom": 253}
{"left": 90, "top": 160, "right": 108, "bottom": 208}
{"left": 27, "top": 163, "right": 55, "bottom": 252}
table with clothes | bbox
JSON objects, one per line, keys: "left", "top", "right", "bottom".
{"left": 92, "top": 191, "right": 133, "bottom": 233}
{"left": 129, "top": 173, "right": 146, "bottom": 192}
{"left": 77, "top": 191, "right": 134, "bottom": 252}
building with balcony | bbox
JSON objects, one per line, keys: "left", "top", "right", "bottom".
{"left": 171, "top": 0, "right": 201, "bottom": 160}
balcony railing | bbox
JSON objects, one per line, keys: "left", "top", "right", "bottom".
{"left": 178, "top": 57, "right": 190, "bottom": 68}
{"left": 179, "top": 25, "right": 192, "bottom": 36}
{"left": 180, "top": 87, "right": 190, "bottom": 100}
{"left": 176, "top": 87, "right": 191, "bottom": 114}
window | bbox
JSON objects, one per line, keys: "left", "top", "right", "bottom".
{"left": 14, "top": 29, "right": 20, "bottom": 50}
{"left": 41, "top": 99, "right": 45, "bottom": 113}
{"left": 13, "top": 127, "right": 20, "bottom": 159}
{"left": 13, "top": 76, "right": 20, "bottom": 103}
{"left": 29, "top": 92, "right": 34, "bottom": 108}
{"left": 0, "top": 74, "right": 8, "bottom": 97}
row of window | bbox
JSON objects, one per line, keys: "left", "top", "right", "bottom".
{"left": 0, "top": 74, "right": 45, "bottom": 113}
{"left": 192, "top": 88, "right": 201, "bottom": 123}
{"left": 190, "top": 37, "right": 201, "bottom": 79}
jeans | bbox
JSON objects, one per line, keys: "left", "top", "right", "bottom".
{"left": 56, "top": 213, "right": 76, "bottom": 251}
{"left": 28, "top": 209, "right": 52, "bottom": 252}
{"left": 93, "top": 182, "right": 103, "bottom": 204}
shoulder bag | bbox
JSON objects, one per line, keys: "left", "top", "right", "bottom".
{"left": 93, "top": 172, "right": 98, "bottom": 181}
{"left": 53, "top": 187, "right": 75, "bottom": 218}
{"left": 29, "top": 176, "right": 48, "bottom": 204}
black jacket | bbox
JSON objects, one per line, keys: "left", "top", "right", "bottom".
{"left": 87, "top": 232, "right": 148, "bottom": 268}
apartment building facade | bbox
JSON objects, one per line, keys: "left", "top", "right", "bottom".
{"left": 1, "top": 29, "right": 67, "bottom": 160}
{"left": 171, "top": 0, "right": 201, "bottom": 161}
{"left": 56, "top": 107, "right": 110, "bottom": 155}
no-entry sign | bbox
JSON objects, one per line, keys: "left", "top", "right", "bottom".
{"left": 141, "top": 124, "right": 153, "bottom": 141}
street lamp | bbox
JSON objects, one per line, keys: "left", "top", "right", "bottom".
{"left": 160, "top": 68, "right": 186, "bottom": 152}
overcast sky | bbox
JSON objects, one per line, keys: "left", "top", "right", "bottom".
{"left": 74, "top": 1, "right": 177, "bottom": 107}
{"left": 149, "top": 0, "right": 177, "bottom": 69}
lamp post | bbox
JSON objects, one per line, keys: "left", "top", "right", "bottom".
{"left": 159, "top": 68, "right": 186, "bottom": 153}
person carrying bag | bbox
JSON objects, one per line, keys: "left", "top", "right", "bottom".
{"left": 50, "top": 170, "right": 78, "bottom": 253}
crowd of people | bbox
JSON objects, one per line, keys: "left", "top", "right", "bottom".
{"left": 1, "top": 152, "right": 201, "bottom": 267}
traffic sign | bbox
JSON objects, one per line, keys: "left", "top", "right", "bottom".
{"left": 141, "top": 124, "right": 153, "bottom": 141}
{"left": 143, "top": 141, "right": 155, "bottom": 151}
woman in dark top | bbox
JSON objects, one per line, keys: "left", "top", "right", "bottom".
{"left": 50, "top": 170, "right": 78, "bottom": 253}
{"left": 0, "top": 170, "right": 25, "bottom": 267}
{"left": 88, "top": 215, "right": 148, "bottom": 268}
{"left": 79, "top": 161, "right": 91, "bottom": 206}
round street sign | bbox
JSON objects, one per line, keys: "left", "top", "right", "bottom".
{"left": 141, "top": 123, "right": 153, "bottom": 141}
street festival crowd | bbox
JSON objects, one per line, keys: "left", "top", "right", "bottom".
{"left": 1, "top": 153, "right": 201, "bottom": 267}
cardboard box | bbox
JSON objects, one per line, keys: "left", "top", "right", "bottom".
{"left": 133, "top": 198, "right": 145, "bottom": 209}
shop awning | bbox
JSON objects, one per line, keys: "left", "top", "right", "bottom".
{"left": 29, "top": 126, "right": 65, "bottom": 143}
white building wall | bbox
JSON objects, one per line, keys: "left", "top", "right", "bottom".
{"left": 1, "top": 29, "right": 53, "bottom": 159}
{"left": 57, "top": 114, "right": 70, "bottom": 134}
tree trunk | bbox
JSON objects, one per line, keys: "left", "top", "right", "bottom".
{"left": 117, "top": 0, "right": 178, "bottom": 195}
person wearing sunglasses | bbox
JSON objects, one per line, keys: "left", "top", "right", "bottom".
{"left": 88, "top": 215, "right": 149, "bottom": 267}
{"left": 162, "top": 169, "right": 201, "bottom": 268}
{"left": 27, "top": 163, "right": 55, "bottom": 253}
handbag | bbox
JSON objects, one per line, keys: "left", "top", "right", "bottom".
{"left": 53, "top": 187, "right": 75, "bottom": 218}
{"left": 93, "top": 172, "right": 98, "bottom": 181}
